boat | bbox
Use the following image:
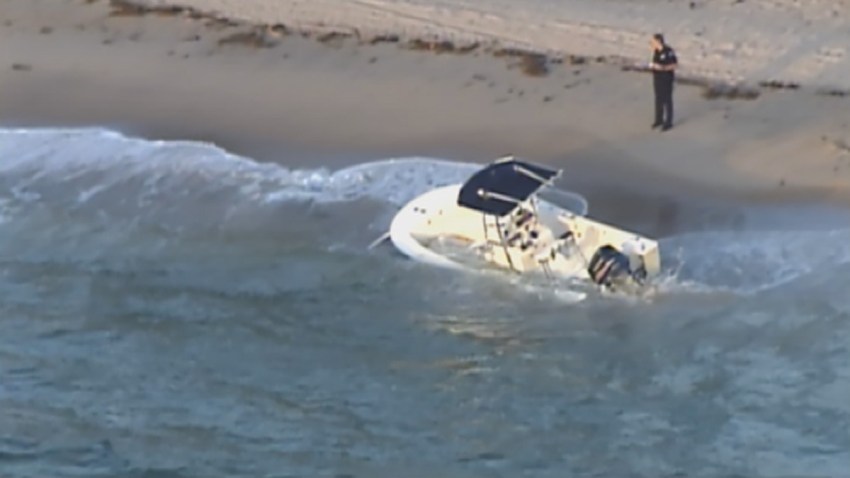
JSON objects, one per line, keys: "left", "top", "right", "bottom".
{"left": 371, "top": 156, "right": 661, "bottom": 297}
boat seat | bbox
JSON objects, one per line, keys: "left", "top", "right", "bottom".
{"left": 518, "top": 229, "right": 538, "bottom": 251}
{"left": 515, "top": 212, "right": 534, "bottom": 228}
{"left": 535, "top": 247, "right": 558, "bottom": 263}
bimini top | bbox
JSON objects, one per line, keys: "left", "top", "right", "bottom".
{"left": 457, "top": 156, "right": 561, "bottom": 216}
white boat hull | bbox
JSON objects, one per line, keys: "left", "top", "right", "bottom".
{"left": 389, "top": 185, "right": 470, "bottom": 271}
{"left": 381, "top": 157, "right": 662, "bottom": 298}
{"left": 389, "top": 183, "right": 660, "bottom": 286}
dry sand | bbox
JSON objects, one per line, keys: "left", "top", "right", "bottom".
{"left": 135, "top": 0, "right": 850, "bottom": 92}
{"left": 1, "top": 0, "right": 850, "bottom": 215}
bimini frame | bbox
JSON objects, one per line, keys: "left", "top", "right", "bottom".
{"left": 462, "top": 157, "right": 562, "bottom": 274}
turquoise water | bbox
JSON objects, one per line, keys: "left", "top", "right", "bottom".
{"left": 1, "top": 128, "right": 848, "bottom": 477}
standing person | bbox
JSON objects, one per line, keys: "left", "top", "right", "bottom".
{"left": 649, "top": 33, "right": 677, "bottom": 131}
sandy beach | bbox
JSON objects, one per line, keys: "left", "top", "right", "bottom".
{"left": 2, "top": 0, "right": 850, "bottom": 207}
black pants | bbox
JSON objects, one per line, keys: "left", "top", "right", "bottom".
{"left": 654, "top": 80, "right": 674, "bottom": 127}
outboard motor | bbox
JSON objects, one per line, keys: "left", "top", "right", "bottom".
{"left": 587, "top": 244, "right": 645, "bottom": 292}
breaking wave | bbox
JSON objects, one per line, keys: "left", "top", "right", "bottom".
{"left": 0, "top": 127, "right": 586, "bottom": 213}
{"left": 1, "top": 127, "right": 848, "bottom": 300}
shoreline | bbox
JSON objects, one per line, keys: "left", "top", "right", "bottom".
{"left": 2, "top": 0, "right": 850, "bottom": 215}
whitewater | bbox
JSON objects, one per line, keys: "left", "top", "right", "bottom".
{"left": 0, "top": 127, "right": 848, "bottom": 477}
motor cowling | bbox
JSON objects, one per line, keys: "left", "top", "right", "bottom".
{"left": 587, "top": 245, "right": 646, "bottom": 292}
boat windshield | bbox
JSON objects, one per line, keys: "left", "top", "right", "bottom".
{"left": 536, "top": 187, "right": 589, "bottom": 216}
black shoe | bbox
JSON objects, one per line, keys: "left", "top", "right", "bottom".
{"left": 651, "top": 122, "right": 663, "bottom": 129}
{"left": 661, "top": 124, "right": 672, "bottom": 131}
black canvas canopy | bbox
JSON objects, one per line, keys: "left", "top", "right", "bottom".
{"left": 456, "top": 157, "right": 561, "bottom": 216}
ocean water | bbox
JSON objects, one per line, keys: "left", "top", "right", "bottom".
{"left": 0, "top": 128, "right": 848, "bottom": 478}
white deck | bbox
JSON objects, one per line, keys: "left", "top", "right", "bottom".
{"left": 388, "top": 183, "right": 661, "bottom": 286}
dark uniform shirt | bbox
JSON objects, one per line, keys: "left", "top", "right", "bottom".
{"left": 652, "top": 45, "right": 677, "bottom": 85}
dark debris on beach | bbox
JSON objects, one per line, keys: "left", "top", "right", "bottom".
{"left": 94, "top": 0, "right": 850, "bottom": 92}
{"left": 108, "top": 0, "right": 203, "bottom": 18}
{"left": 92, "top": 0, "right": 602, "bottom": 80}
{"left": 404, "top": 39, "right": 480, "bottom": 55}
{"left": 701, "top": 83, "right": 760, "bottom": 100}
{"left": 217, "top": 29, "right": 279, "bottom": 49}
